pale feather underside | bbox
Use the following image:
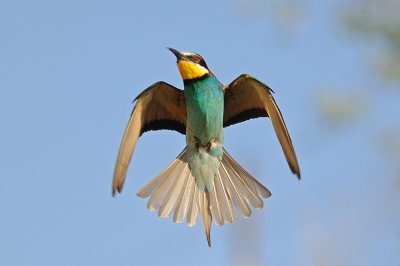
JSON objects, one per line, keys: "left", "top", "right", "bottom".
{"left": 136, "top": 147, "right": 271, "bottom": 238}
{"left": 224, "top": 74, "right": 301, "bottom": 178}
{"left": 112, "top": 82, "right": 186, "bottom": 196}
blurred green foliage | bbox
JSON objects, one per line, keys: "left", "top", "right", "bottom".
{"left": 230, "top": 0, "right": 400, "bottom": 264}
{"left": 343, "top": 0, "right": 400, "bottom": 83}
{"left": 315, "top": 88, "right": 369, "bottom": 129}
{"left": 232, "top": 0, "right": 305, "bottom": 34}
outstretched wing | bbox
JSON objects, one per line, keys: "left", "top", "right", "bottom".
{"left": 113, "top": 82, "right": 187, "bottom": 195}
{"left": 224, "top": 74, "right": 300, "bottom": 178}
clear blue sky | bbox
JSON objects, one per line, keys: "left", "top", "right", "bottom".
{"left": 1, "top": 0, "right": 399, "bottom": 265}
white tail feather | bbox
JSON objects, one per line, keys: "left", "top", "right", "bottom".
{"left": 200, "top": 192, "right": 212, "bottom": 246}
{"left": 173, "top": 170, "right": 194, "bottom": 223}
{"left": 158, "top": 166, "right": 188, "bottom": 218}
{"left": 212, "top": 171, "right": 235, "bottom": 224}
{"left": 137, "top": 147, "right": 271, "bottom": 246}
{"left": 186, "top": 184, "right": 198, "bottom": 227}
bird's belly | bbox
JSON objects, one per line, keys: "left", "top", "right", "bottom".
{"left": 187, "top": 105, "right": 222, "bottom": 143}
{"left": 184, "top": 76, "right": 224, "bottom": 192}
{"left": 185, "top": 79, "right": 224, "bottom": 145}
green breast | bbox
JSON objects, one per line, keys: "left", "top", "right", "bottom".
{"left": 184, "top": 75, "right": 224, "bottom": 145}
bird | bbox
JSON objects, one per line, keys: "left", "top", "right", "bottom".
{"left": 112, "top": 48, "right": 300, "bottom": 247}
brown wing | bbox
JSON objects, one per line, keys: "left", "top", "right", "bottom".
{"left": 113, "top": 82, "right": 187, "bottom": 195}
{"left": 224, "top": 74, "right": 301, "bottom": 179}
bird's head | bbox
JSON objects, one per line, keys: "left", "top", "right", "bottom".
{"left": 168, "top": 47, "right": 212, "bottom": 81}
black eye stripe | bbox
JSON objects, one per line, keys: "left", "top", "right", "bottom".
{"left": 199, "top": 59, "right": 208, "bottom": 69}
{"left": 189, "top": 54, "right": 209, "bottom": 69}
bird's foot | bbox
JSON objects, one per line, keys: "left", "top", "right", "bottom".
{"left": 193, "top": 137, "right": 216, "bottom": 152}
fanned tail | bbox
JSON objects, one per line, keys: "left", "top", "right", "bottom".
{"left": 137, "top": 146, "right": 271, "bottom": 247}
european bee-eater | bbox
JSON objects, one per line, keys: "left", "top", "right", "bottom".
{"left": 113, "top": 48, "right": 300, "bottom": 247}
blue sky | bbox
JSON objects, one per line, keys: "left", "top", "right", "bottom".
{"left": 1, "top": 0, "right": 399, "bottom": 265}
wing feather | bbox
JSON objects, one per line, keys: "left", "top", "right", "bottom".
{"left": 113, "top": 82, "right": 186, "bottom": 195}
{"left": 224, "top": 74, "right": 300, "bottom": 178}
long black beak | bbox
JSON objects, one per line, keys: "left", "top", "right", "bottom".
{"left": 167, "top": 47, "right": 185, "bottom": 61}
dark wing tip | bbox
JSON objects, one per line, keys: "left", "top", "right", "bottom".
{"left": 290, "top": 163, "right": 301, "bottom": 180}
{"left": 296, "top": 171, "right": 301, "bottom": 180}
{"left": 112, "top": 185, "right": 123, "bottom": 197}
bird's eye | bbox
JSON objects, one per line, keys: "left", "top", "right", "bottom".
{"left": 192, "top": 56, "right": 200, "bottom": 63}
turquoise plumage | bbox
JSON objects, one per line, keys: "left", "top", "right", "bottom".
{"left": 184, "top": 75, "right": 224, "bottom": 192}
{"left": 112, "top": 48, "right": 301, "bottom": 247}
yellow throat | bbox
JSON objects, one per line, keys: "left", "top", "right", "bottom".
{"left": 177, "top": 60, "right": 209, "bottom": 80}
